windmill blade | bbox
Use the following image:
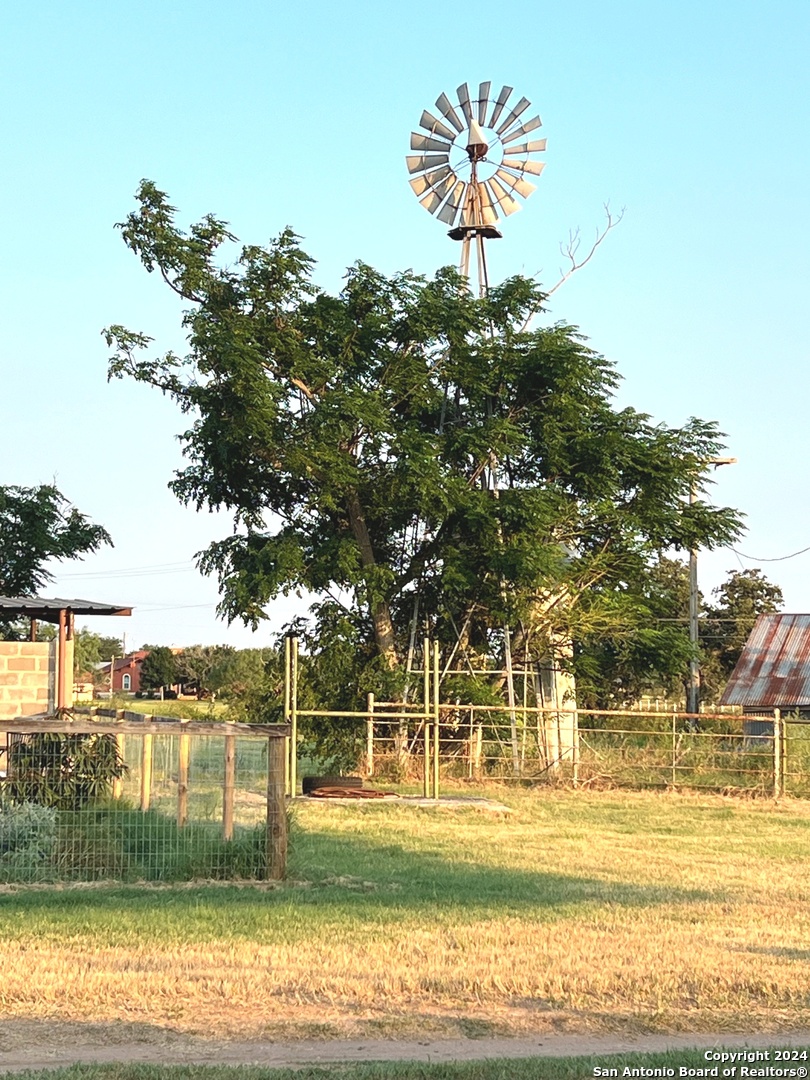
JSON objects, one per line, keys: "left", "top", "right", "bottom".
{"left": 501, "top": 158, "right": 545, "bottom": 176}
{"left": 495, "top": 96, "right": 530, "bottom": 136}
{"left": 419, "top": 189, "right": 446, "bottom": 215}
{"left": 504, "top": 138, "right": 547, "bottom": 155}
{"left": 457, "top": 83, "right": 474, "bottom": 124}
{"left": 486, "top": 177, "right": 521, "bottom": 216}
{"left": 477, "top": 182, "right": 500, "bottom": 225}
{"left": 477, "top": 81, "right": 491, "bottom": 125}
{"left": 426, "top": 172, "right": 457, "bottom": 204}
{"left": 501, "top": 116, "right": 543, "bottom": 145}
{"left": 488, "top": 85, "right": 513, "bottom": 128}
{"left": 435, "top": 91, "right": 464, "bottom": 133}
{"left": 409, "top": 165, "right": 454, "bottom": 197}
{"left": 420, "top": 109, "right": 457, "bottom": 142}
{"left": 410, "top": 132, "right": 453, "bottom": 153}
{"left": 494, "top": 167, "right": 536, "bottom": 200}
{"left": 406, "top": 153, "right": 450, "bottom": 175}
{"left": 437, "top": 179, "right": 467, "bottom": 225}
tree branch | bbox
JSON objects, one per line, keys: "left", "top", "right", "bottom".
{"left": 519, "top": 203, "right": 625, "bottom": 333}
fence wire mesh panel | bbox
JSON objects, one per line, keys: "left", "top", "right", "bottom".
{"left": 0, "top": 717, "right": 288, "bottom": 884}
{"left": 783, "top": 718, "right": 810, "bottom": 798}
{"left": 365, "top": 708, "right": 778, "bottom": 796}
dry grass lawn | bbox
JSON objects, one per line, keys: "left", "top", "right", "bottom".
{"left": 1, "top": 787, "right": 809, "bottom": 1041}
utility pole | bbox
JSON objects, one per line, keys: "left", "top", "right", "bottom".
{"left": 686, "top": 456, "right": 736, "bottom": 716}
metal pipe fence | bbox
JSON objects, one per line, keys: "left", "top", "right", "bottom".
{"left": 361, "top": 706, "right": 794, "bottom": 799}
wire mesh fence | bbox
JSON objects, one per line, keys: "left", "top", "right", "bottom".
{"left": 363, "top": 706, "right": 787, "bottom": 798}
{"left": 0, "top": 711, "right": 288, "bottom": 885}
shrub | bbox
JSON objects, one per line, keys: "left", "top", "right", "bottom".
{"left": 5, "top": 732, "right": 127, "bottom": 809}
{"left": 0, "top": 796, "right": 57, "bottom": 878}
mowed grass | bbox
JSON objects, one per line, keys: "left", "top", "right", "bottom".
{"left": 1, "top": 788, "right": 810, "bottom": 1039}
{"left": 3, "top": 1051, "right": 807, "bottom": 1080}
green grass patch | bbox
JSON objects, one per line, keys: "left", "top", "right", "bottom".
{"left": 2, "top": 788, "right": 810, "bottom": 1036}
{"left": 4, "top": 1048, "right": 810, "bottom": 1080}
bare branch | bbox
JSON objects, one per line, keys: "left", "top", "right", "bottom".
{"left": 519, "top": 203, "right": 626, "bottom": 333}
{"left": 548, "top": 203, "right": 625, "bottom": 298}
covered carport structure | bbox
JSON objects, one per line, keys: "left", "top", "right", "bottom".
{"left": 0, "top": 596, "right": 131, "bottom": 713}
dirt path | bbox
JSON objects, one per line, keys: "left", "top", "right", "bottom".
{"left": 2, "top": 1028, "right": 810, "bottom": 1073}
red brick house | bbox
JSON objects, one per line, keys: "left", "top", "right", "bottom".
{"left": 102, "top": 650, "right": 149, "bottom": 693}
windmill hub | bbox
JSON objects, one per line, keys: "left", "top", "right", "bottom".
{"left": 465, "top": 119, "right": 489, "bottom": 160}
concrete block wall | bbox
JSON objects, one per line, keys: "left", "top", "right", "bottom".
{"left": 0, "top": 639, "right": 73, "bottom": 719}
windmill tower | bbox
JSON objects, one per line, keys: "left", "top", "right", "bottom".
{"left": 406, "top": 82, "right": 546, "bottom": 296}
{"left": 406, "top": 82, "right": 577, "bottom": 772}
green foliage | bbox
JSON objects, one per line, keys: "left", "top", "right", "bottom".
{"left": 53, "top": 804, "right": 268, "bottom": 882}
{"left": 0, "top": 796, "right": 57, "bottom": 877}
{"left": 5, "top": 733, "right": 127, "bottom": 810}
{"left": 210, "top": 647, "right": 272, "bottom": 699}
{"left": 73, "top": 628, "right": 123, "bottom": 678}
{"left": 105, "top": 181, "right": 743, "bottom": 721}
{"left": 575, "top": 557, "right": 695, "bottom": 707}
{"left": 139, "top": 646, "right": 177, "bottom": 691}
{"left": 174, "top": 643, "right": 250, "bottom": 698}
{"left": 701, "top": 568, "right": 784, "bottom": 700}
{"left": 0, "top": 484, "right": 112, "bottom": 598}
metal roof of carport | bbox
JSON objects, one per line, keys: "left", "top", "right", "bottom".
{"left": 720, "top": 613, "right": 810, "bottom": 708}
{"left": 0, "top": 596, "right": 132, "bottom": 622}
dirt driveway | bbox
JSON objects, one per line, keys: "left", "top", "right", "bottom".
{"left": 2, "top": 1022, "right": 810, "bottom": 1074}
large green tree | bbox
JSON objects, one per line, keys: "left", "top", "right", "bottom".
{"left": 105, "top": 181, "right": 743, "bottom": 704}
{"left": 0, "top": 485, "right": 111, "bottom": 597}
{"left": 139, "top": 647, "right": 177, "bottom": 693}
{"left": 700, "top": 569, "right": 784, "bottom": 700}
{"left": 0, "top": 485, "right": 112, "bottom": 639}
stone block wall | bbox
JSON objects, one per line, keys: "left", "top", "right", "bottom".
{"left": 0, "top": 639, "right": 74, "bottom": 720}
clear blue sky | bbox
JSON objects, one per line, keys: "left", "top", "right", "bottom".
{"left": 1, "top": 0, "right": 808, "bottom": 648}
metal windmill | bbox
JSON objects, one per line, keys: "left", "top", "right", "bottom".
{"left": 406, "top": 81, "right": 546, "bottom": 294}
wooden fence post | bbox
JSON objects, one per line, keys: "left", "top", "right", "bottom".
{"left": 140, "top": 729, "right": 153, "bottom": 812}
{"left": 266, "top": 735, "right": 288, "bottom": 880}
{"left": 782, "top": 714, "right": 788, "bottom": 797}
{"left": 113, "top": 734, "right": 125, "bottom": 799}
{"left": 223, "top": 734, "right": 235, "bottom": 841}
{"left": 177, "top": 732, "right": 190, "bottom": 828}
{"left": 773, "top": 708, "right": 782, "bottom": 799}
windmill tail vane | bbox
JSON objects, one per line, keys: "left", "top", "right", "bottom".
{"left": 406, "top": 81, "right": 546, "bottom": 293}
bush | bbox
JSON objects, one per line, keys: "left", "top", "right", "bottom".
{"left": 0, "top": 796, "right": 58, "bottom": 878}
{"left": 5, "top": 732, "right": 127, "bottom": 809}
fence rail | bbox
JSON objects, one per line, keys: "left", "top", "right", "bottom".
{"left": 279, "top": 637, "right": 805, "bottom": 801}
{"left": 360, "top": 707, "right": 806, "bottom": 799}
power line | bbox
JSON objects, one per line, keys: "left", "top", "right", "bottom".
{"left": 727, "top": 544, "right": 810, "bottom": 563}
{"left": 58, "top": 561, "right": 197, "bottom": 579}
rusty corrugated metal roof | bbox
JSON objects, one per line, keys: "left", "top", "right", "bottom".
{"left": 720, "top": 614, "right": 810, "bottom": 707}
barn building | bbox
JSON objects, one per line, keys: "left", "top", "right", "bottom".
{"left": 720, "top": 613, "right": 810, "bottom": 733}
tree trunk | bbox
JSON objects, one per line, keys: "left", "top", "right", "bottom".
{"left": 346, "top": 490, "right": 399, "bottom": 669}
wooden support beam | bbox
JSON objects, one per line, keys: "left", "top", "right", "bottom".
{"left": 223, "top": 735, "right": 235, "bottom": 841}
{"left": 57, "top": 608, "right": 67, "bottom": 710}
{"left": 266, "top": 735, "right": 287, "bottom": 880}
{"left": 141, "top": 731, "right": 153, "bottom": 812}
{"left": 177, "top": 733, "right": 190, "bottom": 827}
